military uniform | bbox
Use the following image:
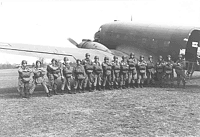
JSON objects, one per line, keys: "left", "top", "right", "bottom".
{"left": 146, "top": 55, "right": 156, "bottom": 86}
{"left": 17, "top": 60, "right": 34, "bottom": 98}
{"left": 61, "top": 57, "right": 73, "bottom": 94}
{"left": 93, "top": 56, "right": 102, "bottom": 91}
{"left": 112, "top": 56, "right": 121, "bottom": 89}
{"left": 82, "top": 53, "right": 94, "bottom": 92}
{"left": 32, "top": 60, "right": 50, "bottom": 97}
{"left": 155, "top": 56, "right": 165, "bottom": 87}
{"left": 120, "top": 56, "right": 129, "bottom": 89}
{"left": 102, "top": 57, "right": 112, "bottom": 90}
{"left": 174, "top": 54, "right": 186, "bottom": 88}
{"left": 163, "top": 55, "right": 174, "bottom": 87}
{"left": 74, "top": 59, "right": 86, "bottom": 92}
{"left": 137, "top": 55, "right": 147, "bottom": 88}
{"left": 127, "top": 53, "right": 138, "bottom": 88}
{"left": 47, "top": 59, "right": 61, "bottom": 95}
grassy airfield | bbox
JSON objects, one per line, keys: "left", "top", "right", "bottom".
{"left": 0, "top": 69, "right": 200, "bottom": 137}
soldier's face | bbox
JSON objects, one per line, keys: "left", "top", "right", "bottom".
{"left": 22, "top": 62, "right": 27, "bottom": 67}
{"left": 36, "top": 62, "right": 41, "bottom": 67}
{"left": 141, "top": 57, "right": 144, "bottom": 61}
{"left": 52, "top": 60, "right": 56, "bottom": 65}
{"left": 159, "top": 58, "right": 162, "bottom": 61}
{"left": 77, "top": 61, "right": 81, "bottom": 65}
{"left": 168, "top": 57, "right": 171, "bottom": 61}
{"left": 130, "top": 55, "right": 134, "bottom": 58}
{"left": 86, "top": 55, "right": 90, "bottom": 59}
{"left": 149, "top": 58, "right": 152, "bottom": 61}
{"left": 95, "top": 58, "right": 98, "bottom": 62}
{"left": 64, "top": 60, "right": 69, "bottom": 64}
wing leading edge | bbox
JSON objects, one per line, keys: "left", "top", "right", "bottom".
{"left": 0, "top": 42, "right": 114, "bottom": 62}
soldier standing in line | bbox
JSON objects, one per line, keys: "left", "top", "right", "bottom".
{"left": 155, "top": 55, "right": 165, "bottom": 87}
{"left": 112, "top": 56, "right": 121, "bottom": 89}
{"left": 31, "top": 60, "right": 51, "bottom": 97}
{"left": 174, "top": 54, "right": 186, "bottom": 88}
{"left": 102, "top": 57, "right": 112, "bottom": 90}
{"left": 146, "top": 55, "right": 156, "bottom": 87}
{"left": 120, "top": 56, "right": 129, "bottom": 89}
{"left": 127, "top": 53, "right": 138, "bottom": 88}
{"left": 82, "top": 53, "right": 94, "bottom": 92}
{"left": 74, "top": 59, "right": 86, "bottom": 93}
{"left": 61, "top": 57, "right": 73, "bottom": 94}
{"left": 93, "top": 56, "right": 103, "bottom": 91}
{"left": 47, "top": 58, "right": 61, "bottom": 95}
{"left": 163, "top": 55, "right": 174, "bottom": 87}
{"left": 137, "top": 55, "right": 147, "bottom": 88}
{"left": 17, "top": 60, "right": 34, "bottom": 98}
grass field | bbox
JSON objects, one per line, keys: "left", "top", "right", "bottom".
{"left": 0, "top": 69, "right": 200, "bottom": 137}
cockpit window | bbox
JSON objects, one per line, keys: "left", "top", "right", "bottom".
{"left": 99, "top": 27, "right": 102, "bottom": 32}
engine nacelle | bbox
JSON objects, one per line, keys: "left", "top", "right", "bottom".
{"left": 78, "top": 39, "right": 112, "bottom": 54}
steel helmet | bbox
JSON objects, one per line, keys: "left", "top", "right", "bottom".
{"left": 122, "top": 56, "right": 126, "bottom": 59}
{"left": 21, "top": 60, "right": 27, "bottom": 65}
{"left": 113, "top": 56, "right": 118, "bottom": 59}
{"left": 64, "top": 57, "right": 69, "bottom": 61}
{"left": 178, "top": 54, "right": 182, "bottom": 58}
{"left": 51, "top": 58, "right": 57, "bottom": 62}
{"left": 104, "top": 57, "right": 109, "bottom": 60}
{"left": 85, "top": 53, "right": 90, "bottom": 57}
{"left": 94, "top": 56, "right": 99, "bottom": 59}
{"left": 167, "top": 55, "right": 171, "bottom": 58}
{"left": 130, "top": 53, "right": 135, "bottom": 56}
{"left": 140, "top": 55, "right": 144, "bottom": 58}
{"left": 36, "top": 60, "right": 41, "bottom": 64}
{"left": 159, "top": 55, "right": 163, "bottom": 59}
{"left": 76, "top": 59, "right": 81, "bottom": 63}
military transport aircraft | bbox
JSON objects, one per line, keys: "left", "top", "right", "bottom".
{"left": 0, "top": 20, "right": 200, "bottom": 75}
{"left": 94, "top": 21, "right": 200, "bottom": 74}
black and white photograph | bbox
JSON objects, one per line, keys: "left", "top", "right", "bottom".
{"left": 0, "top": 0, "right": 200, "bottom": 136}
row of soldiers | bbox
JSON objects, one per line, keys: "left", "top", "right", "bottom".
{"left": 17, "top": 53, "right": 186, "bottom": 98}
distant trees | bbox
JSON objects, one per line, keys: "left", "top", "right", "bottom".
{"left": 0, "top": 63, "right": 16, "bottom": 69}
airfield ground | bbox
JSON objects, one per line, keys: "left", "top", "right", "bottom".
{"left": 0, "top": 69, "right": 200, "bottom": 137}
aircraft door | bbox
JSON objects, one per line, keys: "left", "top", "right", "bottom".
{"left": 185, "top": 29, "right": 200, "bottom": 72}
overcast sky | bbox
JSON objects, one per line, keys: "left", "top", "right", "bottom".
{"left": 0, "top": 0, "right": 200, "bottom": 64}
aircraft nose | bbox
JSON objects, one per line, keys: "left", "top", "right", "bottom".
{"left": 94, "top": 31, "right": 100, "bottom": 42}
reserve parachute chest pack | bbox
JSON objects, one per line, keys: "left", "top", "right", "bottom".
{"left": 121, "top": 62, "right": 129, "bottom": 73}
{"left": 103, "top": 63, "right": 112, "bottom": 75}
{"left": 113, "top": 63, "right": 121, "bottom": 73}
{"left": 34, "top": 68, "right": 46, "bottom": 78}
{"left": 63, "top": 65, "right": 73, "bottom": 78}
{"left": 94, "top": 62, "right": 102, "bottom": 74}
{"left": 128, "top": 59, "right": 137, "bottom": 70}
{"left": 19, "top": 68, "right": 32, "bottom": 82}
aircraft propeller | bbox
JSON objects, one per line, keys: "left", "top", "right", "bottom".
{"left": 67, "top": 38, "right": 79, "bottom": 47}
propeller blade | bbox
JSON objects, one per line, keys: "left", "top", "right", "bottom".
{"left": 67, "top": 38, "right": 79, "bottom": 47}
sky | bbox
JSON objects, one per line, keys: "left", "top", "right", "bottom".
{"left": 0, "top": 0, "right": 200, "bottom": 64}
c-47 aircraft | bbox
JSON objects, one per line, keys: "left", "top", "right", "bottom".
{"left": 94, "top": 21, "right": 200, "bottom": 75}
{"left": 0, "top": 20, "right": 200, "bottom": 76}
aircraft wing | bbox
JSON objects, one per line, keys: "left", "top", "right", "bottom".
{"left": 0, "top": 42, "right": 114, "bottom": 62}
